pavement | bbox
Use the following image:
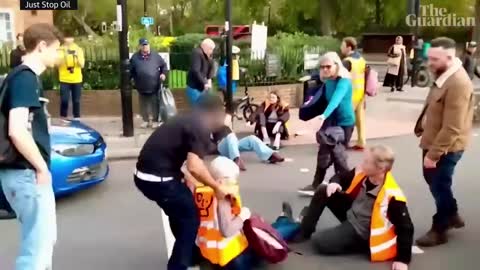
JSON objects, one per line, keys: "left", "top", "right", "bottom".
{"left": 78, "top": 86, "right": 434, "bottom": 160}
{"left": 1, "top": 134, "right": 480, "bottom": 269}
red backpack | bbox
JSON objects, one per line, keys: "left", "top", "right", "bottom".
{"left": 243, "top": 214, "right": 289, "bottom": 264}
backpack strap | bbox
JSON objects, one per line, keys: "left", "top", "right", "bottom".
{"left": 0, "top": 65, "right": 33, "bottom": 110}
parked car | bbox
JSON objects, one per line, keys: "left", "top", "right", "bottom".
{"left": 49, "top": 118, "right": 109, "bottom": 196}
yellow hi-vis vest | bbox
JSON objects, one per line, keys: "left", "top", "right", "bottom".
{"left": 345, "top": 171, "right": 407, "bottom": 262}
{"left": 194, "top": 184, "right": 248, "bottom": 266}
{"left": 346, "top": 56, "right": 367, "bottom": 106}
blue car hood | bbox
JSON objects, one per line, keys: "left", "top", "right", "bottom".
{"left": 50, "top": 120, "right": 101, "bottom": 145}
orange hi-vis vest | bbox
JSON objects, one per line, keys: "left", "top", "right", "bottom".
{"left": 194, "top": 184, "right": 249, "bottom": 266}
{"left": 345, "top": 56, "right": 367, "bottom": 107}
{"left": 345, "top": 171, "right": 407, "bottom": 262}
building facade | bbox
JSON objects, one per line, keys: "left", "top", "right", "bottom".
{"left": 0, "top": 0, "right": 53, "bottom": 45}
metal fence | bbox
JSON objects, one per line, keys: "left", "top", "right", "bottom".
{"left": 0, "top": 45, "right": 329, "bottom": 90}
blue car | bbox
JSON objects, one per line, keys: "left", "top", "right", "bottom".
{"left": 49, "top": 118, "right": 109, "bottom": 196}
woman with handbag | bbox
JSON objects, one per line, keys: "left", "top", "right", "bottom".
{"left": 383, "top": 36, "right": 408, "bottom": 92}
{"left": 298, "top": 52, "right": 355, "bottom": 197}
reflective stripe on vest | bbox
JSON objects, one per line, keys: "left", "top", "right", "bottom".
{"left": 346, "top": 56, "right": 366, "bottom": 105}
{"left": 345, "top": 171, "right": 407, "bottom": 262}
{"left": 194, "top": 185, "right": 248, "bottom": 266}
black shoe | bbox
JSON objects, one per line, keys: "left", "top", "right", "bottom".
{"left": 390, "top": 88, "right": 395, "bottom": 92}
{"left": 298, "top": 206, "right": 309, "bottom": 222}
{"left": 297, "top": 185, "right": 315, "bottom": 197}
{"left": 290, "top": 230, "right": 311, "bottom": 244}
{"left": 281, "top": 202, "right": 294, "bottom": 222}
{"left": 0, "top": 210, "right": 16, "bottom": 220}
{"left": 397, "top": 88, "right": 404, "bottom": 92}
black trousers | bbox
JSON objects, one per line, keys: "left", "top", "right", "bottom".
{"left": 300, "top": 185, "right": 369, "bottom": 254}
{"left": 134, "top": 177, "right": 199, "bottom": 270}
{"left": 311, "top": 126, "right": 354, "bottom": 188}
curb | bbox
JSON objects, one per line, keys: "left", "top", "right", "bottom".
{"left": 386, "top": 97, "right": 425, "bottom": 104}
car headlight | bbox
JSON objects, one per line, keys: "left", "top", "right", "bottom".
{"left": 52, "top": 144, "right": 95, "bottom": 156}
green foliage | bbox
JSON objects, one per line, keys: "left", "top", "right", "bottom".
{"left": 169, "top": 33, "right": 206, "bottom": 70}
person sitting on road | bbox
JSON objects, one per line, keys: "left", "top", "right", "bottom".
{"left": 254, "top": 91, "right": 290, "bottom": 150}
{"left": 292, "top": 145, "right": 414, "bottom": 270}
{"left": 212, "top": 124, "right": 285, "bottom": 171}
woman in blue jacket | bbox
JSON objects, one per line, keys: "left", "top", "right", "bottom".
{"left": 298, "top": 52, "right": 356, "bottom": 196}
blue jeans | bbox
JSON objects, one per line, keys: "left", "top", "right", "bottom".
{"left": 60, "top": 82, "right": 82, "bottom": 118}
{"left": 0, "top": 169, "right": 57, "bottom": 270}
{"left": 423, "top": 151, "right": 463, "bottom": 230}
{"left": 186, "top": 87, "right": 204, "bottom": 106}
{"left": 217, "top": 134, "right": 274, "bottom": 161}
{"left": 134, "top": 177, "right": 199, "bottom": 270}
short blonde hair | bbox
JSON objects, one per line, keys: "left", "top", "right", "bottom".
{"left": 209, "top": 157, "right": 239, "bottom": 184}
{"left": 369, "top": 145, "right": 395, "bottom": 171}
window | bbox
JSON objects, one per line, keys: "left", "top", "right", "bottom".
{"left": 0, "top": 10, "right": 14, "bottom": 43}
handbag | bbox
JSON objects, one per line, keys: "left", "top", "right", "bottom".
{"left": 158, "top": 84, "right": 177, "bottom": 123}
{"left": 299, "top": 84, "right": 327, "bottom": 121}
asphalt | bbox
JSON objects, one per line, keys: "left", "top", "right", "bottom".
{"left": 1, "top": 134, "right": 480, "bottom": 270}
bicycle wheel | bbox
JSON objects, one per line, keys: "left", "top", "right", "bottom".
{"left": 415, "top": 68, "right": 431, "bottom": 88}
{"left": 243, "top": 104, "right": 259, "bottom": 123}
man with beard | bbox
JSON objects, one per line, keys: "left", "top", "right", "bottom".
{"left": 414, "top": 37, "right": 474, "bottom": 247}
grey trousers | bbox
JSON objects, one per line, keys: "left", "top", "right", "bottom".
{"left": 138, "top": 93, "right": 159, "bottom": 122}
{"left": 312, "top": 220, "right": 369, "bottom": 255}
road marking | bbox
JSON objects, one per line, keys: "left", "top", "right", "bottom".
{"left": 412, "top": 245, "right": 424, "bottom": 254}
{"left": 285, "top": 158, "right": 294, "bottom": 162}
{"left": 300, "top": 168, "right": 309, "bottom": 173}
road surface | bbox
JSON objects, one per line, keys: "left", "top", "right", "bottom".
{"left": 1, "top": 134, "right": 479, "bottom": 270}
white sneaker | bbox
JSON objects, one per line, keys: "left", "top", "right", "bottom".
{"left": 151, "top": 122, "right": 160, "bottom": 129}
{"left": 140, "top": 122, "right": 149, "bottom": 129}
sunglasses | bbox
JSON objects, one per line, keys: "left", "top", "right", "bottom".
{"left": 320, "top": 65, "right": 333, "bottom": 69}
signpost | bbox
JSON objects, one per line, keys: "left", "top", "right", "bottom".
{"left": 141, "top": 16, "right": 154, "bottom": 29}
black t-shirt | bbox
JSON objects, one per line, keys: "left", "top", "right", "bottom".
{"left": 2, "top": 67, "right": 51, "bottom": 168}
{"left": 136, "top": 113, "right": 212, "bottom": 177}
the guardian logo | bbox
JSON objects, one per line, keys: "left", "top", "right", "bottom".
{"left": 406, "top": 4, "right": 475, "bottom": 27}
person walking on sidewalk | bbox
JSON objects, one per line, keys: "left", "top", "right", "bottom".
{"left": 130, "top": 38, "right": 168, "bottom": 128}
{"left": 414, "top": 37, "right": 474, "bottom": 247}
{"left": 341, "top": 37, "right": 367, "bottom": 150}
{"left": 293, "top": 145, "right": 414, "bottom": 270}
{"left": 0, "top": 23, "right": 61, "bottom": 270}
{"left": 298, "top": 52, "right": 355, "bottom": 196}
{"left": 57, "top": 32, "right": 85, "bottom": 120}
{"left": 134, "top": 95, "right": 232, "bottom": 270}
{"left": 462, "top": 41, "right": 480, "bottom": 80}
{"left": 9, "top": 33, "right": 26, "bottom": 69}
{"left": 186, "top": 39, "right": 215, "bottom": 106}
{"left": 212, "top": 125, "right": 285, "bottom": 171}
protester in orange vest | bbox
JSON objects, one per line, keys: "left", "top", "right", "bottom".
{"left": 292, "top": 145, "right": 414, "bottom": 270}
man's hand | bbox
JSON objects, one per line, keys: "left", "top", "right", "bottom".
{"left": 36, "top": 169, "right": 52, "bottom": 185}
{"left": 215, "top": 184, "right": 233, "bottom": 199}
{"left": 392, "top": 261, "right": 408, "bottom": 270}
{"left": 160, "top": 74, "right": 166, "bottom": 81}
{"left": 326, "top": 183, "right": 342, "bottom": 197}
{"left": 423, "top": 155, "right": 437, "bottom": 169}
{"left": 272, "top": 122, "right": 282, "bottom": 134}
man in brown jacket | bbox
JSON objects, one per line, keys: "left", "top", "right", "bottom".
{"left": 414, "top": 37, "right": 474, "bottom": 247}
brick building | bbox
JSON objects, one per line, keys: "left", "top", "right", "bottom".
{"left": 0, "top": 0, "right": 53, "bottom": 45}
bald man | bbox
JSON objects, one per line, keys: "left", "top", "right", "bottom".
{"left": 186, "top": 38, "right": 216, "bottom": 106}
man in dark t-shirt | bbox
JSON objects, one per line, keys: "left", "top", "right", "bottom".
{"left": 134, "top": 94, "right": 232, "bottom": 270}
{"left": 0, "top": 23, "right": 62, "bottom": 270}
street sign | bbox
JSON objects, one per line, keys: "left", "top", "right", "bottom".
{"left": 141, "top": 16, "right": 154, "bottom": 26}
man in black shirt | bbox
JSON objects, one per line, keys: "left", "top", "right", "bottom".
{"left": 134, "top": 94, "right": 231, "bottom": 270}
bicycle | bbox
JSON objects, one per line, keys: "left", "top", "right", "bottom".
{"left": 231, "top": 68, "right": 259, "bottom": 123}
{"left": 404, "top": 59, "right": 432, "bottom": 88}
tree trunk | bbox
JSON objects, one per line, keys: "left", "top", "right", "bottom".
{"left": 319, "top": 0, "right": 333, "bottom": 35}
{"left": 474, "top": 0, "right": 480, "bottom": 42}
{"left": 72, "top": 14, "right": 99, "bottom": 38}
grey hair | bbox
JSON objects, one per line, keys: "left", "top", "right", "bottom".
{"left": 319, "top": 51, "right": 351, "bottom": 80}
